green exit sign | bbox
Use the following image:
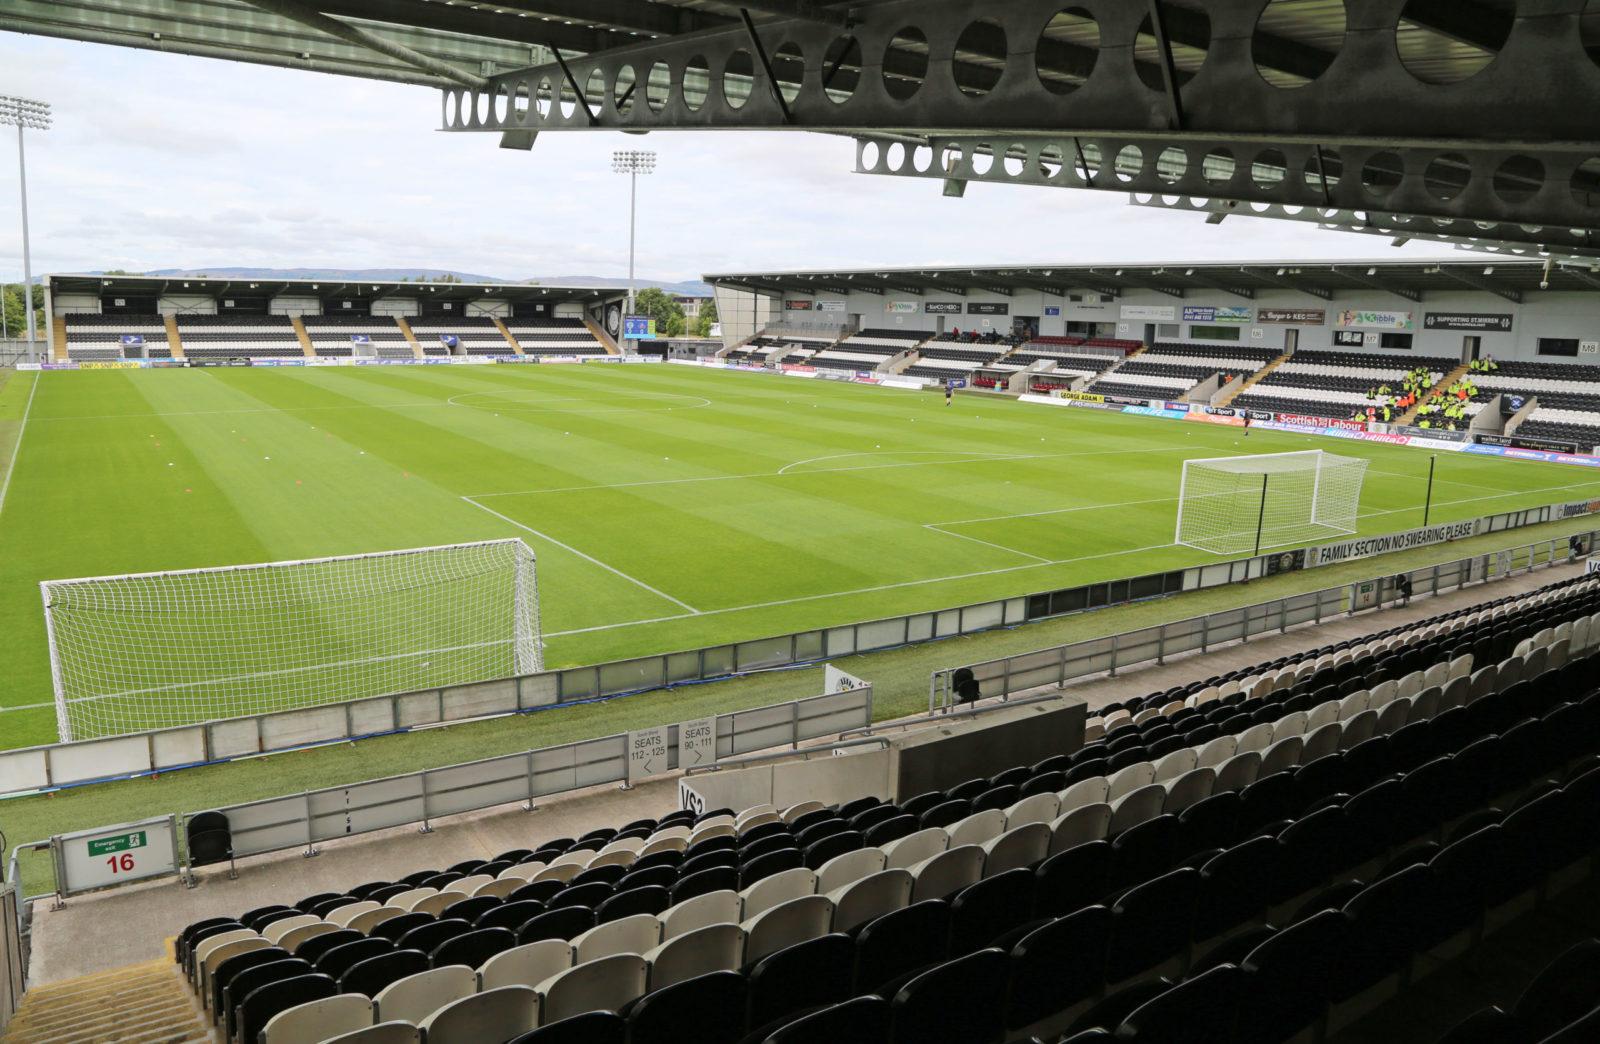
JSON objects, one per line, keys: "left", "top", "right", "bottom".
{"left": 87, "top": 831, "right": 147, "bottom": 857}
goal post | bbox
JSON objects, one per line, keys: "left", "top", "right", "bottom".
{"left": 1175, "top": 450, "right": 1369, "bottom": 556}
{"left": 40, "top": 539, "right": 542, "bottom": 742}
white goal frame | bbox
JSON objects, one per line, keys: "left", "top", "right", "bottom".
{"left": 40, "top": 539, "right": 542, "bottom": 742}
{"left": 1174, "top": 449, "right": 1368, "bottom": 556}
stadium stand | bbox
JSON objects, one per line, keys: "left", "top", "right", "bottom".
{"left": 1235, "top": 351, "right": 1456, "bottom": 420}
{"left": 407, "top": 316, "right": 509, "bottom": 357}
{"left": 301, "top": 315, "right": 412, "bottom": 359}
{"left": 809, "top": 329, "right": 929, "bottom": 374}
{"left": 162, "top": 573, "right": 1600, "bottom": 1043}
{"left": 902, "top": 333, "right": 1015, "bottom": 381}
{"left": 1479, "top": 362, "right": 1600, "bottom": 448}
{"left": 503, "top": 318, "right": 607, "bottom": 358}
{"left": 758, "top": 335, "right": 835, "bottom": 365}
{"left": 62, "top": 313, "right": 172, "bottom": 360}
{"left": 175, "top": 314, "right": 305, "bottom": 359}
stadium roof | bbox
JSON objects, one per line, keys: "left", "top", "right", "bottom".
{"left": 47, "top": 272, "right": 625, "bottom": 305}
{"left": 8, "top": 1, "right": 1600, "bottom": 259}
{"left": 705, "top": 258, "right": 1600, "bottom": 304}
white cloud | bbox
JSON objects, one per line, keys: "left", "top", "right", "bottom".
{"left": 0, "top": 34, "right": 1489, "bottom": 285}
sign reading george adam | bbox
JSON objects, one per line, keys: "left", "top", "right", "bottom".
{"left": 923, "top": 302, "right": 963, "bottom": 314}
{"left": 1257, "top": 308, "right": 1327, "bottom": 324}
{"left": 1424, "top": 312, "right": 1514, "bottom": 331}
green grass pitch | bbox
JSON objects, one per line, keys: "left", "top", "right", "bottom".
{"left": 2, "top": 361, "right": 1598, "bottom": 750}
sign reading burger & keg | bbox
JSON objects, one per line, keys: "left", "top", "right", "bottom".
{"left": 1424, "top": 312, "right": 1514, "bottom": 332}
{"left": 967, "top": 302, "right": 1009, "bottom": 315}
{"left": 924, "top": 302, "right": 963, "bottom": 315}
{"left": 1257, "top": 308, "right": 1326, "bottom": 325}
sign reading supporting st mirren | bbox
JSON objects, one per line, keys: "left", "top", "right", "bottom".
{"left": 1424, "top": 312, "right": 1514, "bottom": 332}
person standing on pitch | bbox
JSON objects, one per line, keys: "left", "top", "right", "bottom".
{"left": 1242, "top": 413, "right": 1252, "bottom": 437}
{"left": 945, "top": 380, "right": 954, "bottom": 406}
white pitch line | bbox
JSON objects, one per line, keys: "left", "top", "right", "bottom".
{"left": 0, "top": 371, "right": 40, "bottom": 520}
{"left": 923, "top": 524, "right": 1052, "bottom": 563}
{"left": 543, "top": 541, "right": 1182, "bottom": 639}
{"left": 461, "top": 495, "right": 703, "bottom": 615}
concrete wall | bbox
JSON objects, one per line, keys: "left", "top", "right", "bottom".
{"left": 372, "top": 298, "right": 420, "bottom": 318}
{"left": 269, "top": 295, "right": 321, "bottom": 317}
{"left": 157, "top": 294, "right": 218, "bottom": 315}
{"left": 52, "top": 293, "right": 100, "bottom": 314}
{"left": 770, "top": 285, "right": 1600, "bottom": 363}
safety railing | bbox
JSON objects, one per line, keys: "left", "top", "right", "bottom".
{"left": 930, "top": 532, "right": 1598, "bottom": 711}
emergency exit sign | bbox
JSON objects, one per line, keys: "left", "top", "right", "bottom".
{"left": 87, "top": 831, "right": 147, "bottom": 857}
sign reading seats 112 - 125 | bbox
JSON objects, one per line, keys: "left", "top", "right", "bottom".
{"left": 623, "top": 315, "right": 657, "bottom": 339}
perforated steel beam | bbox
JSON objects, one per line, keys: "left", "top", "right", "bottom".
{"left": 439, "top": 0, "right": 1600, "bottom": 146}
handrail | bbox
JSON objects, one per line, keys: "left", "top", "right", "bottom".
{"left": 683, "top": 736, "right": 891, "bottom": 776}
{"left": 840, "top": 690, "right": 1067, "bottom": 740}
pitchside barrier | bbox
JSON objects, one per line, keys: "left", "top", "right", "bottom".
{"left": 4, "top": 683, "right": 871, "bottom": 905}
{"left": 2, "top": 501, "right": 1596, "bottom": 796}
{"left": 930, "top": 530, "right": 1599, "bottom": 711}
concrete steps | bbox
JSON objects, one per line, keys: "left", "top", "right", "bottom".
{"left": 1213, "top": 351, "right": 1290, "bottom": 408}
{"left": 162, "top": 316, "right": 186, "bottom": 361}
{"left": 394, "top": 317, "right": 425, "bottom": 360}
{"left": 289, "top": 316, "right": 315, "bottom": 358}
{"left": 583, "top": 314, "right": 622, "bottom": 355}
{"left": 1397, "top": 361, "right": 1472, "bottom": 425}
{"left": 491, "top": 316, "right": 524, "bottom": 355}
{"left": 50, "top": 314, "right": 67, "bottom": 363}
{"left": 3, "top": 956, "right": 212, "bottom": 1043}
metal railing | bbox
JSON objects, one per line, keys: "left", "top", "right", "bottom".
{"left": 931, "top": 532, "right": 1597, "bottom": 711}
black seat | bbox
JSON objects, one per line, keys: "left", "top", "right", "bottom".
{"left": 918, "top": 799, "right": 971, "bottom": 830}
{"left": 338, "top": 948, "right": 429, "bottom": 998}
{"left": 748, "top": 934, "right": 855, "bottom": 1030}
{"left": 1035, "top": 842, "right": 1112, "bottom": 920}
{"left": 517, "top": 906, "right": 596, "bottom": 944}
{"left": 625, "top": 970, "right": 746, "bottom": 1044}
{"left": 741, "top": 848, "right": 804, "bottom": 889}
{"left": 507, "top": 880, "right": 565, "bottom": 905}
{"left": 509, "top": 1011, "right": 627, "bottom": 1044}
{"left": 1115, "top": 963, "right": 1242, "bottom": 1043}
{"left": 432, "top": 926, "right": 516, "bottom": 969}
{"left": 210, "top": 946, "right": 288, "bottom": 1017}
{"left": 853, "top": 900, "right": 951, "bottom": 995}
{"left": 476, "top": 899, "right": 547, "bottom": 933}
{"left": 313, "top": 937, "right": 393, "bottom": 981}
{"left": 187, "top": 811, "right": 233, "bottom": 868}
{"left": 804, "top": 831, "right": 864, "bottom": 870}
{"left": 763, "top": 996, "right": 891, "bottom": 1044}
{"left": 1106, "top": 869, "right": 1198, "bottom": 983}
{"left": 671, "top": 866, "right": 740, "bottom": 905}
{"left": 1177, "top": 791, "right": 1241, "bottom": 855}
{"left": 439, "top": 895, "right": 500, "bottom": 926}
{"left": 1196, "top": 837, "right": 1281, "bottom": 941}
{"left": 1513, "top": 938, "right": 1600, "bottom": 1040}
{"left": 370, "top": 912, "right": 433, "bottom": 944}
{"left": 237, "top": 973, "right": 335, "bottom": 1044}
{"left": 597, "top": 885, "right": 671, "bottom": 923}
{"left": 888, "top": 948, "right": 1007, "bottom": 1044}
{"left": 548, "top": 881, "right": 614, "bottom": 911}
{"left": 397, "top": 918, "right": 471, "bottom": 957}
{"left": 1004, "top": 906, "right": 1111, "bottom": 1033}
{"left": 292, "top": 929, "right": 362, "bottom": 966}
{"left": 615, "top": 864, "right": 677, "bottom": 893}
{"left": 1110, "top": 815, "right": 1179, "bottom": 891}
{"left": 949, "top": 869, "right": 1036, "bottom": 955}
{"left": 224, "top": 958, "right": 309, "bottom": 1038}
{"left": 863, "top": 815, "right": 919, "bottom": 848}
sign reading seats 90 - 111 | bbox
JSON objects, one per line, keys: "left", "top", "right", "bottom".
{"left": 55, "top": 816, "right": 179, "bottom": 894}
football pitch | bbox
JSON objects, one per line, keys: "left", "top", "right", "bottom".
{"left": 3, "top": 361, "right": 1599, "bottom": 750}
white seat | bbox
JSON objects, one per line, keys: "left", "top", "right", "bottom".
{"left": 1056, "top": 776, "right": 1110, "bottom": 811}
{"left": 1526, "top": 646, "right": 1550, "bottom": 678}
{"left": 1447, "top": 654, "right": 1474, "bottom": 682}
{"left": 199, "top": 937, "right": 271, "bottom": 1002}
{"left": 740, "top": 867, "right": 818, "bottom": 921}
{"left": 548, "top": 849, "right": 596, "bottom": 870}
{"left": 419, "top": 986, "right": 538, "bottom": 1044}
{"left": 643, "top": 922, "right": 744, "bottom": 991}
{"left": 1336, "top": 692, "right": 1369, "bottom": 721}
{"left": 1048, "top": 802, "right": 1112, "bottom": 855}
{"left": 1151, "top": 749, "right": 1198, "bottom": 785}
{"left": 280, "top": 923, "right": 341, "bottom": 955}
{"left": 1271, "top": 711, "right": 1308, "bottom": 741}
{"left": 496, "top": 861, "right": 546, "bottom": 883}
{"left": 1003, "top": 792, "right": 1061, "bottom": 829}
{"left": 1162, "top": 767, "right": 1215, "bottom": 815}
{"left": 638, "top": 836, "right": 688, "bottom": 859}
{"left": 350, "top": 907, "right": 407, "bottom": 936}
{"left": 1549, "top": 638, "right": 1571, "bottom": 671}
{"left": 532, "top": 862, "right": 585, "bottom": 885}
{"left": 909, "top": 845, "right": 985, "bottom": 903}
{"left": 1105, "top": 762, "right": 1156, "bottom": 802}
{"left": 446, "top": 874, "right": 493, "bottom": 895}
{"left": 1468, "top": 665, "right": 1500, "bottom": 703}
{"left": 735, "top": 804, "right": 777, "bottom": 827}
{"left": 815, "top": 848, "right": 887, "bottom": 894}
{"left": 537, "top": 955, "right": 648, "bottom": 1025}
{"left": 659, "top": 890, "right": 742, "bottom": 942}
{"left": 260, "top": 917, "right": 316, "bottom": 945}
{"left": 828, "top": 869, "right": 914, "bottom": 932}
{"left": 737, "top": 812, "right": 783, "bottom": 836}
{"left": 1214, "top": 750, "right": 1263, "bottom": 793}
{"left": 1374, "top": 699, "right": 1410, "bottom": 736}
{"left": 1301, "top": 721, "right": 1344, "bottom": 762}
{"left": 478, "top": 939, "right": 573, "bottom": 991}
{"left": 587, "top": 848, "right": 637, "bottom": 871}
{"left": 1396, "top": 671, "right": 1425, "bottom": 701}
{"left": 1195, "top": 736, "right": 1237, "bottom": 770}
{"left": 947, "top": 809, "right": 1008, "bottom": 849}
{"left": 572, "top": 913, "right": 661, "bottom": 964}
{"left": 597, "top": 836, "right": 646, "bottom": 858}
{"left": 1304, "top": 700, "right": 1341, "bottom": 732}
{"left": 741, "top": 895, "right": 834, "bottom": 964}
{"left": 782, "top": 800, "right": 828, "bottom": 823}
{"left": 374, "top": 965, "right": 477, "bottom": 1025}
{"left": 883, "top": 828, "right": 949, "bottom": 870}
{"left": 412, "top": 893, "right": 461, "bottom": 917}
{"left": 1108, "top": 784, "right": 1166, "bottom": 833}
{"left": 980, "top": 822, "right": 1052, "bottom": 877}
{"left": 1235, "top": 724, "right": 1275, "bottom": 755}
{"left": 261, "top": 994, "right": 373, "bottom": 1044}
{"left": 473, "top": 878, "right": 525, "bottom": 901}
{"left": 1259, "top": 736, "right": 1305, "bottom": 778}
{"left": 326, "top": 902, "right": 381, "bottom": 928}
{"left": 322, "top": 1023, "right": 421, "bottom": 1044}
{"left": 1422, "top": 662, "right": 1450, "bottom": 690}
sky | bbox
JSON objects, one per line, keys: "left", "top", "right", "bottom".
{"left": 0, "top": 33, "right": 1484, "bottom": 285}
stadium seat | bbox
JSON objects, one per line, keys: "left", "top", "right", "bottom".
{"left": 418, "top": 985, "right": 539, "bottom": 1044}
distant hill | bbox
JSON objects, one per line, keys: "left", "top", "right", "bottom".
{"left": 96, "top": 267, "right": 715, "bottom": 296}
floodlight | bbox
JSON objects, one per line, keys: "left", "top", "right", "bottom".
{"left": 0, "top": 95, "right": 49, "bottom": 350}
{"left": 612, "top": 150, "right": 658, "bottom": 320}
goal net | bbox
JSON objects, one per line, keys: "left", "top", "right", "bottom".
{"left": 40, "top": 539, "right": 542, "bottom": 741}
{"left": 1175, "top": 450, "right": 1369, "bottom": 556}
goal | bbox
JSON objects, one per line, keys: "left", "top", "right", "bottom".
{"left": 40, "top": 539, "right": 542, "bottom": 741}
{"left": 1175, "top": 450, "right": 1369, "bottom": 556}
